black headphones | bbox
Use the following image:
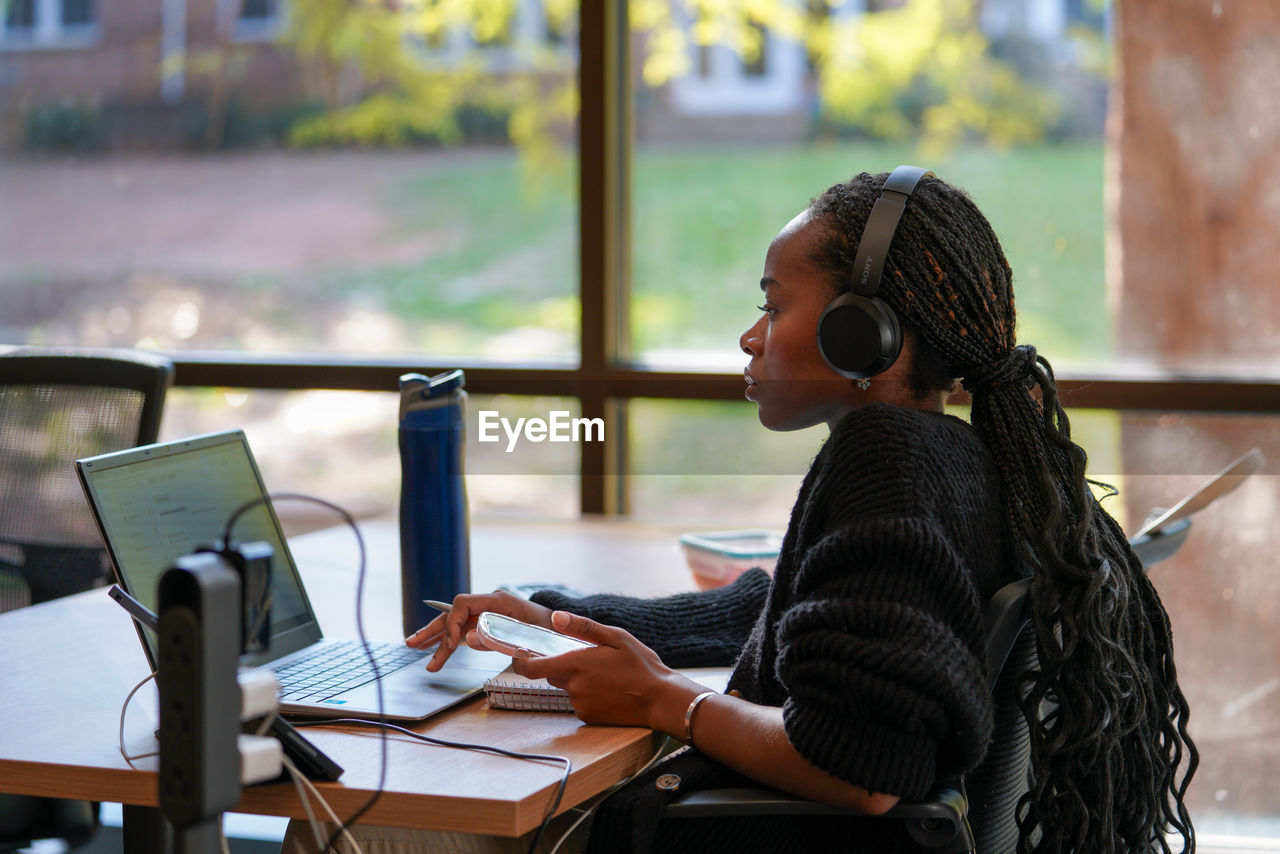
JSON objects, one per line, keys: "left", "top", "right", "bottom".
{"left": 817, "top": 165, "right": 934, "bottom": 380}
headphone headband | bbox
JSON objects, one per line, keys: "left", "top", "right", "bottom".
{"left": 848, "top": 165, "right": 934, "bottom": 297}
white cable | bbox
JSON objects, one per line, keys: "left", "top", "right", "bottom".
{"left": 547, "top": 806, "right": 592, "bottom": 854}
{"left": 282, "top": 754, "right": 365, "bottom": 854}
{"left": 227, "top": 492, "right": 386, "bottom": 854}
{"left": 547, "top": 736, "right": 676, "bottom": 854}
{"left": 255, "top": 710, "right": 277, "bottom": 737}
{"left": 282, "top": 755, "right": 326, "bottom": 852}
{"left": 293, "top": 764, "right": 364, "bottom": 854}
{"left": 118, "top": 670, "right": 160, "bottom": 766}
{"left": 298, "top": 717, "right": 572, "bottom": 854}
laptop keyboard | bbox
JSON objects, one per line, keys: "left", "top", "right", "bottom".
{"left": 273, "top": 640, "right": 428, "bottom": 703}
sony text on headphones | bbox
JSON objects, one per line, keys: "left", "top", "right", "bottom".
{"left": 817, "top": 165, "right": 935, "bottom": 380}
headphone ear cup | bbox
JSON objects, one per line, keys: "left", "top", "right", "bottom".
{"left": 816, "top": 293, "right": 903, "bottom": 380}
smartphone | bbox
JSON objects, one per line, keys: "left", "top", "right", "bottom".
{"left": 475, "top": 612, "right": 594, "bottom": 658}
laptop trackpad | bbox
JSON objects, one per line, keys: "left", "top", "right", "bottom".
{"left": 328, "top": 646, "right": 509, "bottom": 720}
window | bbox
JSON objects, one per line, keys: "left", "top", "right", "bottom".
{"left": 667, "top": 24, "right": 806, "bottom": 118}
{"left": 742, "top": 21, "right": 767, "bottom": 78}
{"left": 2, "top": 0, "right": 579, "bottom": 514}
{"left": 4, "top": 0, "right": 36, "bottom": 32}
{"left": 161, "top": 389, "right": 580, "bottom": 525}
{"left": 239, "top": 0, "right": 274, "bottom": 20}
{"left": 0, "top": 0, "right": 96, "bottom": 46}
{"left": 60, "top": 0, "right": 90, "bottom": 27}
{"left": 234, "top": 0, "right": 282, "bottom": 41}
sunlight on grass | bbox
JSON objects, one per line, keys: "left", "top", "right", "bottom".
{"left": 308, "top": 141, "right": 1107, "bottom": 367}
{"left": 631, "top": 141, "right": 1107, "bottom": 364}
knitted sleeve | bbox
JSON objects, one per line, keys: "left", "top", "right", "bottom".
{"left": 776, "top": 518, "right": 993, "bottom": 801}
{"left": 529, "top": 568, "right": 771, "bottom": 667}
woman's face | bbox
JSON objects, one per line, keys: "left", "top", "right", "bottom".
{"left": 740, "top": 209, "right": 860, "bottom": 431}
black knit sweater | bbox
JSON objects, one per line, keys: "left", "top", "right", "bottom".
{"left": 532, "top": 403, "right": 1016, "bottom": 853}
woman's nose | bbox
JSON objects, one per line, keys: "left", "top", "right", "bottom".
{"left": 740, "top": 321, "right": 761, "bottom": 355}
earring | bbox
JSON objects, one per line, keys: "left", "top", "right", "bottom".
{"left": 856, "top": 378, "right": 871, "bottom": 391}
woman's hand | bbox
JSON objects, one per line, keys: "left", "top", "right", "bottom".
{"left": 404, "top": 590, "right": 553, "bottom": 672}
{"left": 513, "top": 611, "right": 705, "bottom": 733}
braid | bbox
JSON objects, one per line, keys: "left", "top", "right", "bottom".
{"left": 809, "top": 173, "right": 1198, "bottom": 852}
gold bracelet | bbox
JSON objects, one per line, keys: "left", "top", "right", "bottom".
{"left": 683, "top": 690, "right": 717, "bottom": 747}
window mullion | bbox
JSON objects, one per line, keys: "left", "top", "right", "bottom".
{"left": 578, "top": 0, "right": 631, "bottom": 515}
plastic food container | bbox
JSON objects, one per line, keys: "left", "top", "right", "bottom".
{"left": 679, "top": 530, "right": 783, "bottom": 590}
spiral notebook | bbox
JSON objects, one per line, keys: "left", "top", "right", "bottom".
{"left": 484, "top": 669, "right": 574, "bottom": 712}
{"left": 483, "top": 666, "right": 732, "bottom": 713}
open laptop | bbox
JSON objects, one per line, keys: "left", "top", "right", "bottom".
{"left": 76, "top": 429, "right": 507, "bottom": 721}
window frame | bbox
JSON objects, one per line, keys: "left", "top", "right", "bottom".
{"left": 115, "top": 0, "right": 1280, "bottom": 513}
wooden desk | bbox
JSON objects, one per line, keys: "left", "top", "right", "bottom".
{"left": 0, "top": 518, "right": 699, "bottom": 838}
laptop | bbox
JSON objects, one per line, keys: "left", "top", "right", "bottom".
{"left": 76, "top": 429, "right": 508, "bottom": 721}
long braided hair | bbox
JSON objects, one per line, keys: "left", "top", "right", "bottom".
{"left": 808, "top": 172, "right": 1198, "bottom": 852}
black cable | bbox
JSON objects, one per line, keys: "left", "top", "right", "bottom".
{"left": 223, "top": 493, "right": 387, "bottom": 854}
{"left": 295, "top": 718, "right": 573, "bottom": 854}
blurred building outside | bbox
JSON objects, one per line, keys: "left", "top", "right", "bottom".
{"left": 0, "top": 0, "right": 1107, "bottom": 151}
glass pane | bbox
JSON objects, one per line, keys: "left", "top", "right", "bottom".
{"left": 629, "top": 3, "right": 1159, "bottom": 377}
{"left": 238, "top": 0, "right": 271, "bottom": 21}
{"left": 1114, "top": 411, "right": 1280, "bottom": 839}
{"left": 631, "top": 2, "right": 1274, "bottom": 379}
{"left": 628, "top": 400, "right": 1123, "bottom": 528}
{"left": 0, "top": 5, "right": 578, "bottom": 365}
{"left": 60, "top": 0, "right": 91, "bottom": 27}
{"left": 4, "top": 0, "right": 35, "bottom": 29}
{"left": 631, "top": 143, "right": 1106, "bottom": 370}
{"left": 627, "top": 398, "right": 826, "bottom": 528}
{"left": 159, "top": 389, "right": 577, "bottom": 533}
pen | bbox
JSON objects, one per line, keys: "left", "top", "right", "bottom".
{"left": 109, "top": 584, "right": 160, "bottom": 632}
{"left": 423, "top": 599, "right": 452, "bottom": 614}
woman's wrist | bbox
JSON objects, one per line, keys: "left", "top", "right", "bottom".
{"left": 681, "top": 691, "right": 718, "bottom": 746}
{"left": 650, "top": 676, "right": 721, "bottom": 742}
{"left": 646, "top": 675, "right": 708, "bottom": 738}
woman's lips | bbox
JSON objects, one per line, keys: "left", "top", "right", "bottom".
{"left": 744, "top": 369, "right": 757, "bottom": 398}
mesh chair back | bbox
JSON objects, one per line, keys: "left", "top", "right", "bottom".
{"left": 967, "top": 622, "right": 1036, "bottom": 853}
{"left": 0, "top": 348, "right": 173, "bottom": 612}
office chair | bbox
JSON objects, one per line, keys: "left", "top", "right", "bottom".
{"left": 0, "top": 346, "right": 173, "bottom": 852}
{"left": 662, "top": 520, "right": 1193, "bottom": 853}
{"left": 662, "top": 577, "right": 1034, "bottom": 853}
{"left": 0, "top": 347, "right": 172, "bottom": 610}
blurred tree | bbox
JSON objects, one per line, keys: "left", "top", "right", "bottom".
{"left": 278, "top": 0, "right": 1059, "bottom": 161}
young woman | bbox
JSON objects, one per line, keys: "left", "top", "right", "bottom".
{"left": 288, "top": 170, "right": 1198, "bottom": 854}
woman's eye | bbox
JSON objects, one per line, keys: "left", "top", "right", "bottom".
{"left": 756, "top": 304, "right": 776, "bottom": 317}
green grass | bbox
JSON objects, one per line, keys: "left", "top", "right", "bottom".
{"left": 323, "top": 141, "right": 1107, "bottom": 365}
{"left": 324, "top": 152, "right": 579, "bottom": 355}
{"left": 631, "top": 141, "right": 1108, "bottom": 362}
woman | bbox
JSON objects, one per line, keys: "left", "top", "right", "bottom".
{"left": 289, "top": 170, "right": 1198, "bottom": 853}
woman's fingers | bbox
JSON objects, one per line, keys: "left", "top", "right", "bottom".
{"left": 548, "top": 610, "right": 624, "bottom": 645}
{"left": 418, "top": 591, "right": 557, "bottom": 671}
{"left": 404, "top": 614, "right": 447, "bottom": 649}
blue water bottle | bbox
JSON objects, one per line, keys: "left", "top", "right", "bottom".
{"left": 398, "top": 369, "right": 470, "bottom": 636}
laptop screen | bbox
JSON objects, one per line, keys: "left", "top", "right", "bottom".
{"left": 77, "top": 430, "right": 320, "bottom": 667}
